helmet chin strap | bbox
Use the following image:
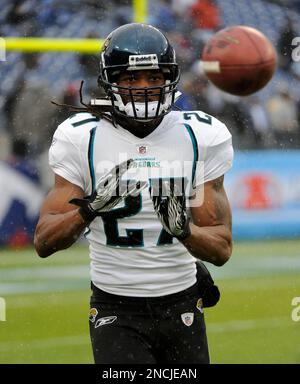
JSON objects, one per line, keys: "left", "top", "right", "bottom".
{"left": 110, "top": 81, "right": 182, "bottom": 120}
{"left": 90, "top": 90, "right": 182, "bottom": 121}
{"left": 124, "top": 101, "right": 164, "bottom": 120}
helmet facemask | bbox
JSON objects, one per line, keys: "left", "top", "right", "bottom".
{"left": 95, "top": 23, "right": 181, "bottom": 127}
{"left": 99, "top": 64, "right": 180, "bottom": 123}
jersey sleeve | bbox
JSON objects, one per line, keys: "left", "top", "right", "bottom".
{"left": 195, "top": 118, "right": 234, "bottom": 186}
{"left": 49, "top": 120, "right": 85, "bottom": 189}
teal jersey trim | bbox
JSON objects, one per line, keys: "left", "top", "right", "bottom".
{"left": 71, "top": 117, "right": 99, "bottom": 128}
{"left": 84, "top": 227, "right": 91, "bottom": 238}
{"left": 183, "top": 123, "right": 199, "bottom": 187}
{"left": 88, "top": 127, "right": 97, "bottom": 194}
{"left": 85, "top": 127, "right": 97, "bottom": 239}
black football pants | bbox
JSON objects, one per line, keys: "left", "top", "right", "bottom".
{"left": 89, "top": 282, "right": 210, "bottom": 364}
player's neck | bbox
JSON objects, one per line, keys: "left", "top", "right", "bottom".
{"left": 114, "top": 115, "right": 163, "bottom": 138}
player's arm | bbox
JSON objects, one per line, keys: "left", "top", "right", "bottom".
{"left": 151, "top": 175, "right": 232, "bottom": 266}
{"left": 34, "top": 174, "right": 88, "bottom": 258}
{"left": 181, "top": 175, "right": 232, "bottom": 266}
{"left": 35, "top": 159, "right": 146, "bottom": 258}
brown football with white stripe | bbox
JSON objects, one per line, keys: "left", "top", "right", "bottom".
{"left": 201, "top": 25, "right": 277, "bottom": 96}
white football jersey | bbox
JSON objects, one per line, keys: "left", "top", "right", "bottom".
{"left": 49, "top": 110, "right": 233, "bottom": 297}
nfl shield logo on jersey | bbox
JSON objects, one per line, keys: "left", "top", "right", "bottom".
{"left": 181, "top": 312, "right": 194, "bottom": 327}
{"left": 137, "top": 145, "right": 147, "bottom": 155}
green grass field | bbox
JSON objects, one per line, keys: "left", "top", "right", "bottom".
{"left": 1, "top": 239, "right": 300, "bottom": 364}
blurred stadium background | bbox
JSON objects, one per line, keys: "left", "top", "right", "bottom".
{"left": 1, "top": 0, "right": 300, "bottom": 364}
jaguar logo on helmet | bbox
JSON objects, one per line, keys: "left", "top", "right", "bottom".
{"left": 102, "top": 37, "right": 111, "bottom": 51}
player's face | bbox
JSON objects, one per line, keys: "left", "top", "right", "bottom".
{"left": 116, "top": 70, "right": 165, "bottom": 103}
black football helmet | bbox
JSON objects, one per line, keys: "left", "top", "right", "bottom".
{"left": 96, "top": 23, "right": 180, "bottom": 123}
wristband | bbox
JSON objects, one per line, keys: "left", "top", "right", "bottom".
{"left": 69, "top": 198, "right": 97, "bottom": 222}
{"left": 78, "top": 205, "right": 97, "bottom": 222}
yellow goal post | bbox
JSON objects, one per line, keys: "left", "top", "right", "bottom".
{"left": 3, "top": 0, "right": 148, "bottom": 53}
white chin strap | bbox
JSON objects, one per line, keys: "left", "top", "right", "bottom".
{"left": 124, "top": 101, "right": 163, "bottom": 119}
{"left": 110, "top": 80, "right": 181, "bottom": 120}
{"left": 91, "top": 86, "right": 182, "bottom": 121}
{"left": 113, "top": 90, "right": 181, "bottom": 121}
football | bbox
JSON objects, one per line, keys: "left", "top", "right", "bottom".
{"left": 201, "top": 25, "right": 277, "bottom": 96}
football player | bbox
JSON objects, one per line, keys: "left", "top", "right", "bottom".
{"left": 34, "top": 23, "right": 233, "bottom": 364}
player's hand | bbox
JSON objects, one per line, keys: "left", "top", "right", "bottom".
{"left": 150, "top": 180, "right": 191, "bottom": 241}
{"left": 69, "top": 159, "right": 147, "bottom": 221}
